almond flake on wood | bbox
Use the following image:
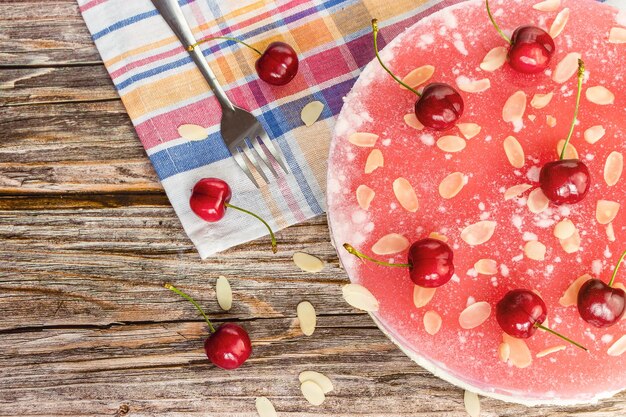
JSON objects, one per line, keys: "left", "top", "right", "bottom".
{"left": 457, "top": 78, "right": 491, "bottom": 93}
{"left": 504, "top": 184, "right": 532, "bottom": 200}
{"left": 372, "top": 233, "right": 410, "bottom": 255}
{"left": 404, "top": 113, "right": 424, "bottom": 130}
{"left": 293, "top": 252, "right": 324, "bottom": 273}
{"left": 342, "top": 284, "right": 379, "bottom": 312}
{"left": 608, "top": 335, "right": 626, "bottom": 356}
{"left": 393, "top": 177, "right": 419, "bottom": 212}
{"left": 498, "top": 342, "right": 511, "bottom": 362}
{"left": 533, "top": 0, "right": 561, "bottom": 12}
{"left": 356, "top": 184, "right": 375, "bottom": 210}
{"left": 437, "top": 135, "right": 466, "bottom": 153}
{"left": 559, "top": 229, "right": 581, "bottom": 253}
{"left": 527, "top": 188, "right": 549, "bottom": 214}
{"left": 474, "top": 259, "right": 498, "bottom": 275}
{"left": 301, "top": 101, "right": 324, "bottom": 127}
{"left": 559, "top": 274, "right": 592, "bottom": 306}
{"left": 549, "top": 8, "right": 570, "bottom": 38}
{"left": 503, "top": 136, "right": 525, "bottom": 168}
{"left": 586, "top": 86, "right": 615, "bottom": 105}
{"left": 503, "top": 333, "right": 532, "bottom": 368}
{"left": 364, "top": 149, "right": 384, "bottom": 174}
{"left": 554, "top": 219, "right": 575, "bottom": 239}
{"left": 464, "top": 391, "right": 481, "bottom": 417}
{"left": 596, "top": 200, "right": 620, "bottom": 224}
{"left": 556, "top": 139, "right": 578, "bottom": 159}
{"left": 300, "top": 380, "right": 325, "bottom": 406}
{"left": 502, "top": 91, "right": 527, "bottom": 126}
{"left": 459, "top": 301, "right": 491, "bottom": 329}
{"left": 428, "top": 232, "right": 448, "bottom": 242}
{"left": 216, "top": 276, "right": 233, "bottom": 311}
{"left": 423, "top": 310, "right": 442, "bottom": 335}
{"left": 607, "top": 223, "right": 616, "bottom": 242}
{"left": 553, "top": 52, "right": 581, "bottom": 84}
{"left": 178, "top": 124, "right": 207, "bottom": 141}
{"left": 480, "top": 46, "right": 507, "bottom": 71}
{"left": 531, "top": 92, "right": 554, "bottom": 109}
{"left": 609, "top": 27, "right": 626, "bottom": 43}
{"left": 414, "top": 285, "right": 437, "bottom": 308}
{"left": 401, "top": 65, "right": 435, "bottom": 89}
{"left": 584, "top": 125, "right": 606, "bottom": 144}
{"left": 457, "top": 123, "right": 481, "bottom": 139}
{"left": 536, "top": 345, "right": 566, "bottom": 358}
{"left": 297, "top": 301, "right": 316, "bottom": 336}
{"left": 255, "top": 397, "right": 278, "bottom": 417}
{"left": 348, "top": 132, "right": 378, "bottom": 147}
{"left": 439, "top": 172, "right": 466, "bottom": 199}
{"left": 524, "top": 240, "right": 546, "bottom": 261}
{"left": 461, "top": 221, "right": 497, "bottom": 246}
{"left": 604, "top": 151, "right": 623, "bottom": 186}
{"left": 299, "top": 371, "right": 334, "bottom": 394}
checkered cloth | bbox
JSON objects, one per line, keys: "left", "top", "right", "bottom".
{"left": 77, "top": 0, "right": 620, "bottom": 257}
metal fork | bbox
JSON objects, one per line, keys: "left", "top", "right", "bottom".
{"left": 151, "top": 0, "right": 289, "bottom": 188}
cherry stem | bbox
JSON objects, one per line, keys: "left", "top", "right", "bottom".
{"left": 560, "top": 59, "right": 585, "bottom": 160}
{"left": 371, "top": 19, "right": 422, "bottom": 97}
{"left": 485, "top": 0, "right": 512, "bottom": 45}
{"left": 535, "top": 323, "right": 588, "bottom": 351}
{"left": 608, "top": 249, "right": 626, "bottom": 287}
{"left": 188, "top": 36, "right": 263, "bottom": 55}
{"left": 343, "top": 243, "right": 412, "bottom": 268}
{"left": 225, "top": 203, "right": 277, "bottom": 253}
{"left": 164, "top": 283, "right": 216, "bottom": 333}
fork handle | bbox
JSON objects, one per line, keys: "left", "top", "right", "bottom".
{"left": 151, "top": 0, "right": 235, "bottom": 112}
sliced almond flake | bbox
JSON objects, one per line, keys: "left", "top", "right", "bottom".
{"left": 554, "top": 219, "right": 576, "bottom": 240}
{"left": 556, "top": 139, "right": 578, "bottom": 159}
{"left": 531, "top": 92, "right": 554, "bottom": 109}
{"left": 457, "top": 78, "right": 491, "bottom": 93}
{"left": 608, "top": 335, "right": 626, "bottom": 357}
{"left": 423, "top": 310, "right": 442, "bottom": 335}
{"left": 457, "top": 123, "right": 481, "bottom": 139}
{"left": 504, "top": 183, "right": 532, "bottom": 200}
{"left": 461, "top": 221, "right": 497, "bottom": 246}
{"left": 372, "top": 233, "right": 410, "bottom": 255}
{"left": 524, "top": 240, "right": 546, "bottom": 261}
{"left": 607, "top": 223, "right": 616, "bottom": 242}
{"left": 459, "top": 301, "right": 491, "bottom": 329}
{"left": 436, "top": 135, "right": 466, "bottom": 153}
{"left": 596, "top": 200, "right": 621, "bottom": 224}
{"left": 404, "top": 113, "right": 424, "bottom": 130}
{"left": 584, "top": 125, "right": 606, "bottom": 144}
{"left": 364, "top": 149, "right": 384, "bottom": 174}
{"left": 293, "top": 252, "right": 325, "bottom": 273}
{"left": 342, "top": 284, "right": 379, "bottom": 312}
{"left": 480, "top": 46, "right": 507, "bottom": 72}
{"left": 502, "top": 91, "right": 527, "bottom": 125}
{"left": 464, "top": 391, "right": 481, "bottom": 417}
{"left": 528, "top": 114, "right": 537, "bottom": 122}
{"left": 439, "top": 172, "right": 466, "bottom": 199}
{"left": 549, "top": 8, "right": 570, "bottom": 38}
{"left": 178, "top": 124, "right": 207, "bottom": 141}
{"left": 533, "top": 0, "right": 561, "bottom": 12}
{"left": 474, "top": 259, "right": 498, "bottom": 275}
{"left": 553, "top": 52, "right": 582, "bottom": 84}
{"left": 559, "top": 229, "right": 581, "bottom": 253}
{"left": 609, "top": 27, "right": 626, "bottom": 44}
{"left": 503, "top": 136, "right": 525, "bottom": 168}
{"left": 401, "top": 65, "right": 435, "bottom": 89}
{"left": 301, "top": 101, "right": 324, "bottom": 127}
{"left": 299, "top": 371, "right": 333, "bottom": 394}
{"left": 414, "top": 285, "right": 437, "bottom": 308}
{"left": 393, "top": 177, "right": 419, "bottom": 212}
{"left": 428, "top": 232, "right": 448, "bottom": 242}
{"left": 255, "top": 397, "right": 278, "bottom": 417}
{"left": 300, "top": 380, "right": 325, "bottom": 406}
{"left": 586, "top": 86, "right": 615, "bottom": 105}
{"left": 546, "top": 115, "right": 557, "bottom": 127}
{"left": 216, "top": 276, "right": 233, "bottom": 311}
{"left": 559, "top": 274, "right": 592, "bottom": 307}
{"left": 536, "top": 345, "right": 566, "bottom": 358}
{"left": 527, "top": 188, "right": 549, "bottom": 214}
{"left": 498, "top": 342, "right": 511, "bottom": 362}
{"left": 503, "top": 333, "right": 532, "bottom": 368}
{"left": 604, "top": 151, "right": 623, "bottom": 186}
{"left": 348, "top": 132, "right": 378, "bottom": 147}
{"left": 356, "top": 184, "right": 375, "bottom": 210}
{"left": 297, "top": 301, "right": 316, "bottom": 336}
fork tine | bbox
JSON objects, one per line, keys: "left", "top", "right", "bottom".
{"left": 241, "top": 144, "right": 269, "bottom": 184}
{"left": 232, "top": 149, "right": 260, "bottom": 188}
{"left": 258, "top": 131, "right": 290, "bottom": 174}
{"left": 250, "top": 137, "right": 278, "bottom": 178}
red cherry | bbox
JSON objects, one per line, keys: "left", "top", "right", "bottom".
{"left": 204, "top": 323, "right": 252, "bottom": 370}
{"left": 255, "top": 42, "right": 299, "bottom": 86}
{"left": 539, "top": 159, "right": 591, "bottom": 205}
{"left": 190, "top": 178, "right": 231, "bottom": 222}
{"left": 414, "top": 83, "right": 464, "bottom": 131}
{"left": 507, "top": 26, "right": 555, "bottom": 74}
{"left": 496, "top": 289, "right": 547, "bottom": 338}
{"left": 407, "top": 238, "right": 455, "bottom": 287}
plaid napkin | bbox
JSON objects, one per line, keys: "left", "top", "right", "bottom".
{"left": 77, "top": 0, "right": 620, "bottom": 257}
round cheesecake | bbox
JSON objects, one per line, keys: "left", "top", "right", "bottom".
{"left": 327, "top": 0, "right": 626, "bottom": 405}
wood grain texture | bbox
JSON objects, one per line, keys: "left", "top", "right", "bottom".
{"left": 1, "top": 1, "right": 626, "bottom": 416}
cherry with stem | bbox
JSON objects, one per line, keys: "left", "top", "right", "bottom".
{"left": 372, "top": 19, "right": 463, "bottom": 131}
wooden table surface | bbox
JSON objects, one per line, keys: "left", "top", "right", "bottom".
{"left": 2, "top": 2, "right": 626, "bottom": 416}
